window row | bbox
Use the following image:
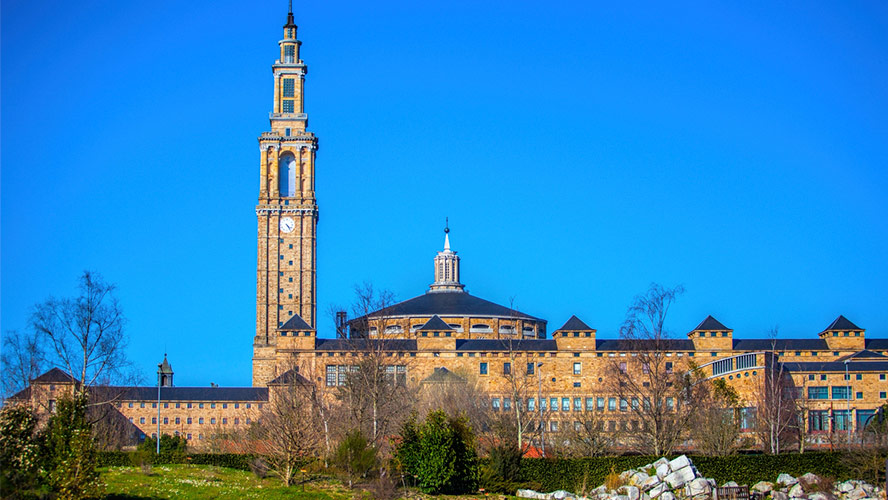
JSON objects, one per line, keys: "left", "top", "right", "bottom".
{"left": 325, "top": 364, "right": 406, "bottom": 387}
{"left": 124, "top": 402, "right": 260, "bottom": 410}
{"left": 488, "top": 396, "right": 676, "bottom": 413}
{"left": 129, "top": 416, "right": 252, "bottom": 426}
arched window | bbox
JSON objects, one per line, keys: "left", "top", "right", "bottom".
{"left": 278, "top": 153, "right": 297, "bottom": 197}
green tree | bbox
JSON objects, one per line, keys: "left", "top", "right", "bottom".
{"left": 0, "top": 404, "right": 42, "bottom": 496}
{"left": 43, "top": 394, "right": 101, "bottom": 500}
{"left": 395, "top": 410, "right": 479, "bottom": 494}
{"left": 334, "top": 429, "right": 378, "bottom": 487}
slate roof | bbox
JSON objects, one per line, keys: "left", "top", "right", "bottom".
{"left": 267, "top": 369, "right": 311, "bottom": 386}
{"left": 315, "top": 338, "right": 418, "bottom": 351}
{"left": 455, "top": 339, "right": 557, "bottom": 352}
{"left": 159, "top": 356, "right": 173, "bottom": 374}
{"left": 7, "top": 387, "right": 31, "bottom": 401}
{"left": 556, "top": 315, "right": 593, "bottom": 332}
{"left": 866, "top": 339, "right": 888, "bottom": 350}
{"left": 280, "top": 313, "right": 313, "bottom": 331}
{"left": 780, "top": 361, "right": 888, "bottom": 373}
{"left": 32, "top": 367, "right": 76, "bottom": 384}
{"left": 595, "top": 339, "right": 696, "bottom": 351}
{"left": 823, "top": 315, "right": 862, "bottom": 332}
{"left": 837, "top": 350, "right": 887, "bottom": 362}
{"left": 92, "top": 386, "right": 269, "bottom": 402}
{"left": 421, "top": 367, "right": 466, "bottom": 384}
{"left": 418, "top": 315, "right": 454, "bottom": 331}
{"left": 353, "top": 290, "right": 541, "bottom": 322}
{"left": 731, "top": 338, "right": 830, "bottom": 351}
{"left": 692, "top": 315, "right": 730, "bottom": 332}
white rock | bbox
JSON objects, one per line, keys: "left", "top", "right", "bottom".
{"left": 619, "top": 485, "right": 641, "bottom": 500}
{"left": 655, "top": 462, "right": 670, "bottom": 479}
{"left": 753, "top": 481, "right": 775, "bottom": 494}
{"left": 788, "top": 484, "right": 805, "bottom": 498}
{"left": 517, "top": 490, "right": 550, "bottom": 499}
{"left": 641, "top": 493, "right": 651, "bottom": 500}
{"left": 859, "top": 484, "right": 874, "bottom": 497}
{"left": 723, "top": 481, "right": 739, "bottom": 488}
{"left": 837, "top": 481, "right": 855, "bottom": 493}
{"left": 777, "top": 474, "right": 799, "bottom": 487}
{"left": 660, "top": 492, "right": 675, "bottom": 500}
{"left": 808, "top": 493, "right": 830, "bottom": 500}
{"left": 772, "top": 492, "right": 789, "bottom": 500}
{"left": 631, "top": 472, "right": 651, "bottom": 487}
{"left": 592, "top": 486, "right": 608, "bottom": 495}
{"left": 686, "top": 478, "right": 712, "bottom": 497}
{"left": 640, "top": 476, "right": 661, "bottom": 491}
{"left": 668, "top": 455, "right": 692, "bottom": 472}
{"left": 665, "top": 466, "right": 696, "bottom": 489}
{"left": 648, "top": 483, "right": 668, "bottom": 498}
{"left": 846, "top": 487, "right": 869, "bottom": 500}
{"left": 552, "top": 491, "right": 577, "bottom": 500}
{"left": 800, "top": 473, "right": 821, "bottom": 486}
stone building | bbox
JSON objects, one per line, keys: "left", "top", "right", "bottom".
{"left": 8, "top": 5, "right": 888, "bottom": 451}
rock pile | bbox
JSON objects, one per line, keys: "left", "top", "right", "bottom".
{"left": 516, "top": 456, "right": 886, "bottom": 500}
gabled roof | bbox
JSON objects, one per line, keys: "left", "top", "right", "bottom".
{"left": 823, "top": 315, "right": 862, "bottom": 332}
{"left": 837, "top": 350, "right": 887, "bottom": 362}
{"left": 865, "top": 338, "right": 888, "bottom": 350}
{"left": 267, "top": 369, "right": 311, "bottom": 386}
{"left": 421, "top": 367, "right": 465, "bottom": 384}
{"left": 418, "top": 315, "right": 453, "bottom": 331}
{"left": 7, "top": 387, "right": 31, "bottom": 401}
{"left": 280, "top": 313, "right": 313, "bottom": 331}
{"left": 158, "top": 356, "right": 173, "bottom": 374}
{"left": 692, "top": 315, "right": 730, "bottom": 332}
{"left": 351, "top": 290, "right": 542, "bottom": 323}
{"left": 32, "top": 368, "right": 76, "bottom": 384}
{"left": 556, "top": 315, "right": 593, "bottom": 332}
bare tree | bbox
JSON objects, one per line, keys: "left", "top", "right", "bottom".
{"left": 549, "top": 410, "right": 615, "bottom": 457}
{"left": 606, "top": 283, "right": 699, "bottom": 456}
{"left": 252, "top": 374, "right": 322, "bottom": 486}
{"left": 1, "top": 329, "right": 47, "bottom": 399}
{"left": 755, "top": 328, "right": 798, "bottom": 454}
{"left": 336, "top": 283, "right": 414, "bottom": 452}
{"left": 29, "top": 271, "right": 130, "bottom": 393}
{"left": 692, "top": 376, "right": 747, "bottom": 456}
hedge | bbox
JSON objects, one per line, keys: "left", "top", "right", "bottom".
{"left": 518, "top": 452, "right": 856, "bottom": 492}
{"left": 97, "top": 452, "right": 254, "bottom": 471}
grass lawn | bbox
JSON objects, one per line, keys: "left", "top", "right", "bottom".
{"left": 100, "top": 464, "right": 354, "bottom": 499}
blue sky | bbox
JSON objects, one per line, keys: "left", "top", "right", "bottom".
{"left": 2, "top": 1, "right": 887, "bottom": 387}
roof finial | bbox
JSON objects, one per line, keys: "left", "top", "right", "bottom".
{"left": 288, "top": 0, "right": 293, "bottom": 14}
{"left": 443, "top": 217, "right": 451, "bottom": 251}
{"left": 285, "top": 0, "right": 296, "bottom": 28}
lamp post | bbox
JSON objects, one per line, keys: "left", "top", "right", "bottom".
{"left": 845, "top": 360, "right": 851, "bottom": 446}
{"left": 537, "top": 362, "right": 545, "bottom": 458}
{"left": 156, "top": 361, "right": 162, "bottom": 455}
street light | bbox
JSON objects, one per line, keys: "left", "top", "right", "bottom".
{"left": 844, "top": 360, "right": 851, "bottom": 446}
{"left": 156, "top": 361, "right": 162, "bottom": 455}
{"left": 537, "top": 362, "right": 545, "bottom": 458}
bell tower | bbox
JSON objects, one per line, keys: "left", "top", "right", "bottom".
{"left": 254, "top": 3, "right": 318, "bottom": 386}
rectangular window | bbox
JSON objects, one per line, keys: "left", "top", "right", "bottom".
{"left": 526, "top": 362, "right": 535, "bottom": 375}
{"left": 550, "top": 421, "right": 558, "bottom": 432}
{"left": 573, "top": 362, "right": 581, "bottom": 375}
{"left": 585, "top": 398, "right": 594, "bottom": 411}
{"left": 152, "top": 402, "right": 157, "bottom": 408}
{"left": 833, "top": 410, "right": 851, "bottom": 431}
{"left": 503, "top": 362, "right": 511, "bottom": 375}
{"left": 666, "top": 362, "right": 673, "bottom": 374}
{"left": 597, "top": 397, "right": 605, "bottom": 411}
{"left": 284, "top": 45, "right": 295, "bottom": 63}
{"left": 211, "top": 403, "right": 216, "bottom": 409}
{"left": 492, "top": 398, "right": 500, "bottom": 411}
{"left": 857, "top": 409, "right": 876, "bottom": 430}
{"left": 187, "top": 417, "right": 192, "bottom": 424}
{"left": 539, "top": 398, "right": 547, "bottom": 411}
{"left": 527, "top": 398, "right": 535, "bottom": 411}
{"left": 608, "top": 397, "right": 616, "bottom": 411}
{"left": 282, "top": 78, "right": 295, "bottom": 97}
{"left": 152, "top": 417, "right": 157, "bottom": 424}
{"left": 812, "top": 411, "right": 831, "bottom": 431}
{"left": 550, "top": 398, "right": 558, "bottom": 411}
{"left": 175, "top": 402, "right": 180, "bottom": 409}
{"left": 140, "top": 417, "right": 145, "bottom": 424}
{"left": 199, "top": 403, "right": 204, "bottom": 409}
{"left": 163, "top": 417, "right": 168, "bottom": 424}
{"left": 175, "top": 417, "right": 180, "bottom": 424}
{"left": 561, "top": 398, "right": 570, "bottom": 411}
{"left": 141, "top": 402, "right": 145, "bottom": 408}
{"left": 666, "top": 397, "right": 674, "bottom": 410}
{"left": 808, "top": 387, "right": 829, "bottom": 399}
{"left": 619, "top": 362, "right": 627, "bottom": 374}
{"left": 856, "top": 392, "right": 863, "bottom": 399}
{"left": 222, "top": 418, "right": 228, "bottom": 425}
{"left": 855, "top": 373, "right": 862, "bottom": 380}
{"left": 740, "top": 407, "right": 756, "bottom": 430}
{"left": 234, "top": 418, "right": 239, "bottom": 425}
{"left": 832, "top": 386, "right": 851, "bottom": 399}
{"left": 503, "top": 398, "right": 511, "bottom": 410}
{"left": 620, "top": 398, "right": 628, "bottom": 412}
{"left": 573, "top": 397, "right": 582, "bottom": 411}
{"left": 820, "top": 374, "right": 827, "bottom": 380}
{"left": 234, "top": 403, "right": 239, "bottom": 409}
{"left": 199, "top": 417, "right": 204, "bottom": 424}
{"left": 480, "top": 362, "right": 488, "bottom": 375}
{"left": 187, "top": 433, "right": 192, "bottom": 440}
{"left": 881, "top": 392, "right": 887, "bottom": 399}
{"left": 128, "top": 402, "right": 133, "bottom": 408}
{"left": 282, "top": 100, "right": 295, "bottom": 113}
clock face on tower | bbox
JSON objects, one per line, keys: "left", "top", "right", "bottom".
{"left": 279, "top": 217, "right": 295, "bottom": 233}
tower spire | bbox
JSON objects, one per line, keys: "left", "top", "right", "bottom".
{"left": 444, "top": 217, "right": 450, "bottom": 251}
{"left": 285, "top": 0, "right": 296, "bottom": 29}
{"left": 430, "top": 219, "right": 464, "bottom": 292}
